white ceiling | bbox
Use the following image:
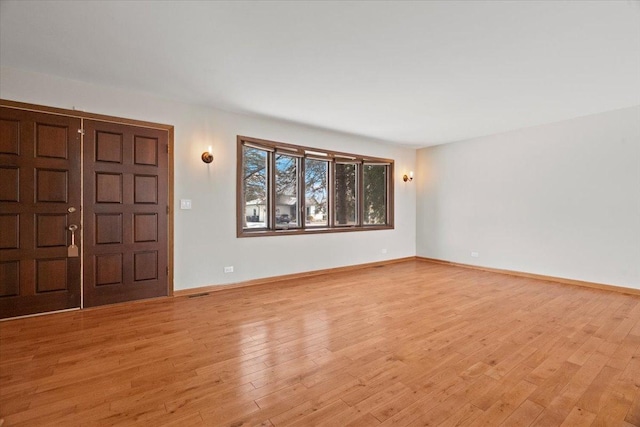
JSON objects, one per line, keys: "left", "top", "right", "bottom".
{"left": 1, "top": 1, "right": 639, "bottom": 147}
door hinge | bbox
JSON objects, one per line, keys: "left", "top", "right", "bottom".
{"left": 166, "top": 266, "right": 169, "bottom": 276}
{"left": 166, "top": 145, "right": 169, "bottom": 153}
{"left": 77, "top": 128, "right": 85, "bottom": 135}
{"left": 166, "top": 206, "right": 169, "bottom": 214}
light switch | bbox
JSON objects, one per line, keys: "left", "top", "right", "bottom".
{"left": 180, "top": 199, "right": 192, "bottom": 210}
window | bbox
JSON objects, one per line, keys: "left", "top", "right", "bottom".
{"left": 305, "top": 158, "right": 329, "bottom": 227}
{"left": 334, "top": 163, "right": 357, "bottom": 226}
{"left": 363, "top": 164, "right": 387, "bottom": 225}
{"left": 242, "top": 145, "right": 268, "bottom": 229}
{"left": 238, "top": 136, "right": 394, "bottom": 237}
{"left": 275, "top": 153, "right": 299, "bottom": 229}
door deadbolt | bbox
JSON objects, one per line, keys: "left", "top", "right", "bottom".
{"left": 68, "top": 207, "right": 76, "bottom": 213}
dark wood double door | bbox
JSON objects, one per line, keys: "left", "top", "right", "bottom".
{"left": 0, "top": 107, "right": 169, "bottom": 318}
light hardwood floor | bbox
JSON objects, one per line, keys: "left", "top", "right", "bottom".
{"left": 1, "top": 260, "right": 639, "bottom": 426}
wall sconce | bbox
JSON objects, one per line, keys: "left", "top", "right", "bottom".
{"left": 403, "top": 171, "right": 413, "bottom": 182}
{"left": 201, "top": 146, "right": 213, "bottom": 164}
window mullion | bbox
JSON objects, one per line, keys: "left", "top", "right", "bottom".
{"left": 388, "top": 163, "right": 394, "bottom": 226}
{"left": 300, "top": 157, "right": 306, "bottom": 230}
{"left": 328, "top": 160, "right": 335, "bottom": 228}
{"left": 357, "top": 161, "right": 364, "bottom": 227}
{"left": 385, "top": 165, "right": 390, "bottom": 226}
{"left": 269, "top": 151, "right": 276, "bottom": 230}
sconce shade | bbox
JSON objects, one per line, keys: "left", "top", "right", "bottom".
{"left": 201, "top": 151, "right": 213, "bottom": 163}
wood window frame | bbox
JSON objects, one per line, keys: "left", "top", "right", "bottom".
{"left": 237, "top": 135, "right": 394, "bottom": 238}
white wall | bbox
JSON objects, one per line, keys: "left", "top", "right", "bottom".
{"left": 6, "top": 65, "right": 636, "bottom": 291}
{"left": 0, "top": 66, "right": 417, "bottom": 291}
{"left": 417, "top": 106, "right": 640, "bottom": 289}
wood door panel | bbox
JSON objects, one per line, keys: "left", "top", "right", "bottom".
{"left": 96, "top": 131, "right": 123, "bottom": 163}
{"left": 36, "top": 258, "right": 68, "bottom": 292}
{"left": 134, "top": 251, "right": 157, "bottom": 281}
{"left": 0, "top": 166, "right": 19, "bottom": 201}
{"left": 95, "top": 172, "right": 123, "bottom": 203}
{"left": 133, "top": 213, "right": 158, "bottom": 242}
{"left": 95, "top": 253, "right": 123, "bottom": 286}
{"left": 36, "top": 123, "right": 68, "bottom": 159}
{"left": 95, "top": 213, "right": 123, "bottom": 244}
{"left": 84, "top": 120, "right": 168, "bottom": 307}
{"left": 36, "top": 214, "right": 68, "bottom": 247}
{"left": 134, "top": 136, "right": 158, "bottom": 166}
{"left": 0, "top": 118, "right": 20, "bottom": 155}
{"left": 36, "top": 169, "right": 68, "bottom": 202}
{"left": 0, "top": 261, "right": 19, "bottom": 297}
{"left": 0, "top": 214, "right": 19, "bottom": 249}
{"left": 133, "top": 174, "right": 158, "bottom": 204}
{"left": 0, "top": 107, "right": 81, "bottom": 318}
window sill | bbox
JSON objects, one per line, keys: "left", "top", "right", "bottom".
{"left": 237, "top": 225, "right": 394, "bottom": 238}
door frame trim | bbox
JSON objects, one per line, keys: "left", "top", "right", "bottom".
{"left": 1, "top": 99, "right": 175, "bottom": 299}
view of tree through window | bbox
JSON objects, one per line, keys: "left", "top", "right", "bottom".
{"left": 275, "top": 154, "right": 299, "bottom": 229}
{"left": 237, "top": 136, "right": 393, "bottom": 237}
{"left": 335, "top": 163, "right": 357, "bottom": 225}
{"left": 242, "top": 146, "right": 268, "bottom": 229}
{"left": 363, "top": 164, "right": 387, "bottom": 225}
{"left": 305, "top": 158, "right": 328, "bottom": 227}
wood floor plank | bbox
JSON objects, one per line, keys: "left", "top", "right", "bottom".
{"left": 559, "top": 406, "right": 597, "bottom": 426}
{"left": 500, "top": 399, "right": 544, "bottom": 427}
{"left": 1, "top": 260, "right": 639, "bottom": 425}
{"left": 466, "top": 378, "right": 537, "bottom": 427}
{"left": 576, "top": 365, "right": 622, "bottom": 413}
{"left": 626, "top": 389, "right": 640, "bottom": 426}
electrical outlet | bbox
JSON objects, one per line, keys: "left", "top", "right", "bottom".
{"left": 381, "top": 248, "right": 387, "bottom": 254}
{"left": 224, "top": 266, "right": 234, "bottom": 273}
{"left": 180, "top": 199, "right": 192, "bottom": 210}
{"left": 471, "top": 251, "right": 479, "bottom": 258}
